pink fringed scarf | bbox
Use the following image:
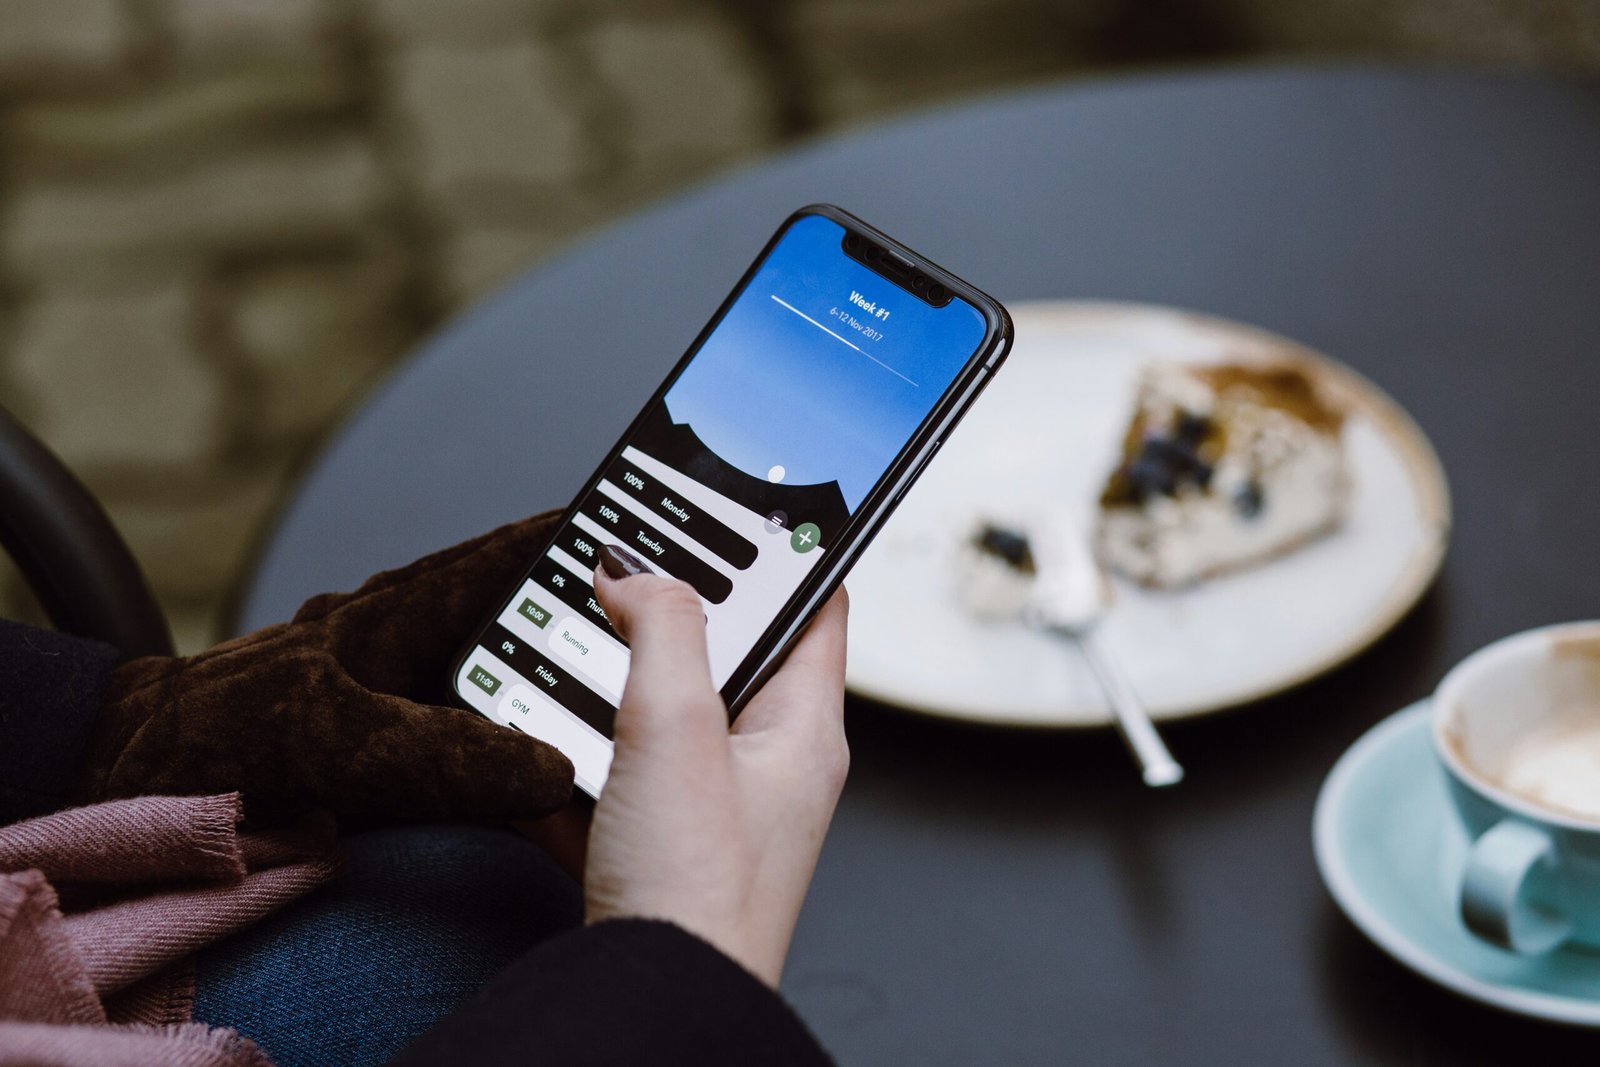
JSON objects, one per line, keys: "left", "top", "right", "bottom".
{"left": 0, "top": 794, "right": 340, "bottom": 1066}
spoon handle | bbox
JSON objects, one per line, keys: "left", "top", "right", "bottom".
{"left": 1074, "top": 627, "right": 1184, "bottom": 787}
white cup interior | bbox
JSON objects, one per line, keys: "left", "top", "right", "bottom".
{"left": 1433, "top": 622, "right": 1600, "bottom": 827}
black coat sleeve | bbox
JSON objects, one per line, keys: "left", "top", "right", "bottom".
{"left": 390, "top": 918, "right": 833, "bottom": 1066}
{"left": 0, "top": 618, "right": 117, "bottom": 823}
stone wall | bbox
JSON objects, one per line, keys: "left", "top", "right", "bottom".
{"left": 1, "top": 0, "right": 1596, "bottom": 652}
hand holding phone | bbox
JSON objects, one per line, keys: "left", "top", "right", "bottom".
{"left": 580, "top": 563, "right": 850, "bottom": 988}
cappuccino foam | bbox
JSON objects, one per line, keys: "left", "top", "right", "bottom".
{"left": 1497, "top": 713, "right": 1600, "bottom": 822}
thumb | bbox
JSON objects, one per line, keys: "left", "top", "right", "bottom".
{"left": 591, "top": 546, "right": 723, "bottom": 749}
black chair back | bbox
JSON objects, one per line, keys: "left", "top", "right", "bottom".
{"left": 0, "top": 404, "right": 174, "bottom": 660}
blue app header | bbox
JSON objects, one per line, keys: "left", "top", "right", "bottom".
{"left": 663, "top": 214, "right": 988, "bottom": 511}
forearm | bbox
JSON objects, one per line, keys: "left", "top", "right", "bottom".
{"left": 0, "top": 619, "right": 118, "bottom": 823}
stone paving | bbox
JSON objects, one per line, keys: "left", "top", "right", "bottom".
{"left": 1, "top": 0, "right": 1596, "bottom": 652}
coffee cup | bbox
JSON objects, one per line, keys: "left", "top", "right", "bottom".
{"left": 1432, "top": 621, "right": 1600, "bottom": 955}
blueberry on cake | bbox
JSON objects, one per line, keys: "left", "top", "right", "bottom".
{"left": 958, "top": 522, "right": 1037, "bottom": 619}
{"left": 1095, "top": 361, "right": 1350, "bottom": 588}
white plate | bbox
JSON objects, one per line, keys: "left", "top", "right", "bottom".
{"left": 845, "top": 301, "right": 1450, "bottom": 726}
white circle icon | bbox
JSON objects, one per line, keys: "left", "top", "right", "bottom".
{"left": 767, "top": 465, "right": 786, "bottom": 483}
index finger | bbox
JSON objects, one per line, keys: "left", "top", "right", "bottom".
{"left": 731, "top": 587, "right": 848, "bottom": 737}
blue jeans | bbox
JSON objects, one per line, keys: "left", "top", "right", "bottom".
{"left": 192, "top": 825, "right": 582, "bottom": 1067}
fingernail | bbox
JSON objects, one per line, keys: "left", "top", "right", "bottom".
{"left": 599, "top": 544, "right": 652, "bottom": 579}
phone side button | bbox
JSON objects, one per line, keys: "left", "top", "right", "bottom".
{"left": 892, "top": 439, "right": 943, "bottom": 508}
{"left": 908, "top": 438, "right": 940, "bottom": 492}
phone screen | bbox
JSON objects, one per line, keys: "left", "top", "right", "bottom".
{"left": 455, "top": 212, "right": 994, "bottom": 795}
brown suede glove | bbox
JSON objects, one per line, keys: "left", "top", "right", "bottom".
{"left": 80, "top": 511, "right": 574, "bottom": 823}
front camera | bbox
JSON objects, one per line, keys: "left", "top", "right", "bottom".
{"left": 842, "top": 230, "right": 948, "bottom": 307}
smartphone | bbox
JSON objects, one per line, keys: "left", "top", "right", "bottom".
{"left": 451, "top": 204, "right": 1011, "bottom": 798}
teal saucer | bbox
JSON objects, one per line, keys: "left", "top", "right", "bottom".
{"left": 1314, "top": 701, "right": 1600, "bottom": 1025}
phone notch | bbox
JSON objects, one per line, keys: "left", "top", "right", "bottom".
{"left": 840, "top": 229, "right": 952, "bottom": 307}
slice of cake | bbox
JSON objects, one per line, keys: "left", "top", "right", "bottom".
{"left": 1095, "top": 361, "right": 1350, "bottom": 588}
{"left": 958, "top": 522, "right": 1037, "bottom": 620}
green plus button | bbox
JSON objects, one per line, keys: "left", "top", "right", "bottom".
{"left": 467, "top": 665, "right": 501, "bottom": 696}
{"left": 518, "top": 597, "right": 552, "bottom": 628}
{"left": 790, "top": 522, "right": 821, "bottom": 554}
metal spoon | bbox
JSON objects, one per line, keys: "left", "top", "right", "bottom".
{"left": 967, "top": 519, "right": 1184, "bottom": 787}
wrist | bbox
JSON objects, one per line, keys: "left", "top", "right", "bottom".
{"left": 585, "top": 892, "right": 787, "bottom": 989}
{"left": 587, "top": 912, "right": 784, "bottom": 989}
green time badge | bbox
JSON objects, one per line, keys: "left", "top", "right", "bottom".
{"left": 790, "top": 522, "right": 821, "bottom": 554}
{"left": 467, "top": 665, "right": 501, "bottom": 696}
{"left": 518, "top": 597, "right": 552, "bottom": 628}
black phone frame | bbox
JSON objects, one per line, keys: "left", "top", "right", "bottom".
{"left": 449, "top": 203, "right": 1013, "bottom": 790}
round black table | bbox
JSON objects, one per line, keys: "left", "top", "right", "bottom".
{"left": 239, "top": 67, "right": 1600, "bottom": 1063}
